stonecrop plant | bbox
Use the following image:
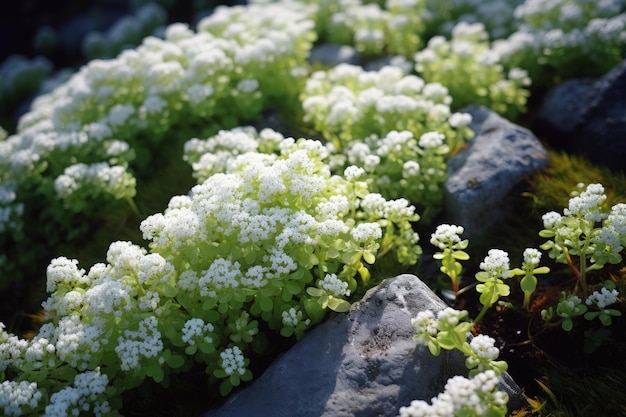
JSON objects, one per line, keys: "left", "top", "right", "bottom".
{"left": 414, "top": 21, "right": 531, "bottom": 119}
{"left": 0, "top": 2, "right": 317, "bottom": 302}
{"left": 0, "top": 137, "right": 421, "bottom": 416}
{"left": 4, "top": 0, "right": 626, "bottom": 416}
{"left": 401, "top": 182, "right": 625, "bottom": 417}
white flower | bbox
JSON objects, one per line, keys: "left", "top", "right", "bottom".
{"left": 411, "top": 310, "right": 438, "bottom": 345}
{"left": 115, "top": 316, "right": 163, "bottom": 371}
{"left": 437, "top": 308, "right": 468, "bottom": 327}
{"left": 236, "top": 78, "right": 259, "bottom": 93}
{"left": 469, "top": 334, "right": 499, "bottom": 361}
{"left": 402, "top": 160, "right": 420, "bottom": 178}
{"left": 318, "top": 273, "right": 350, "bottom": 297}
{"left": 542, "top": 211, "right": 562, "bottom": 228}
{"left": 564, "top": 183, "right": 607, "bottom": 222}
{"left": 350, "top": 222, "right": 382, "bottom": 242}
{"left": 344, "top": 165, "right": 365, "bottom": 181}
{"left": 448, "top": 112, "right": 472, "bottom": 128}
{"left": 0, "top": 381, "right": 43, "bottom": 416}
{"left": 419, "top": 131, "right": 445, "bottom": 148}
{"left": 182, "top": 318, "right": 215, "bottom": 345}
{"left": 479, "top": 249, "right": 511, "bottom": 279}
{"left": 523, "top": 248, "right": 542, "bottom": 267}
{"left": 281, "top": 307, "right": 306, "bottom": 327}
{"left": 220, "top": 346, "right": 246, "bottom": 376}
{"left": 586, "top": 287, "right": 619, "bottom": 309}
{"left": 430, "top": 224, "right": 464, "bottom": 250}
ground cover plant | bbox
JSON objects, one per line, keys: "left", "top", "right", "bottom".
{"left": 1, "top": 0, "right": 626, "bottom": 416}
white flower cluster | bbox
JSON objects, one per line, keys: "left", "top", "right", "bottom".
{"left": 522, "top": 247, "right": 542, "bottom": 267}
{"left": 437, "top": 307, "right": 469, "bottom": 327}
{"left": 0, "top": 380, "right": 42, "bottom": 417}
{"left": 564, "top": 183, "right": 607, "bottom": 222}
{"left": 182, "top": 318, "right": 215, "bottom": 346}
{"left": 43, "top": 368, "right": 110, "bottom": 417}
{"left": 184, "top": 126, "right": 284, "bottom": 183}
{"left": 411, "top": 310, "right": 438, "bottom": 346}
{"left": 467, "top": 335, "right": 500, "bottom": 371}
{"left": 479, "top": 249, "right": 511, "bottom": 279}
{"left": 318, "top": 273, "right": 351, "bottom": 297}
{"left": 81, "top": 3, "right": 168, "bottom": 60}
{"left": 281, "top": 307, "right": 310, "bottom": 327}
{"left": 115, "top": 316, "right": 163, "bottom": 371}
{"left": 54, "top": 162, "right": 136, "bottom": 202}
{"left": 302, "top": 63, "right": 470, "bottom": 146}
{"left": 398, "top": 370, "right": 508, "bottom": 417}
{"left": 494, "top": 0, "right": 626, "bottom": 84}
{"left": 586, "top": 287, "right": 620, "bottom": 309}
{"left": 0, "top": 1, "right": 316, "bottom": 249}
{"left": 220, "top": 346, "right": 246, "bottom": 376}
{"left": 414, "top": 21, "right": 531, "bottom": 118}
{"left": 430, "top": 224, "right": 464, "bottom": 250}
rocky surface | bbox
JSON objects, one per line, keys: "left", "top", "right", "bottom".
{"left": 308, "top": 43, "right": 362, "bottom": 67}
{"left": 204, "top": 274, "right": 525, "bottom": 417}
{"left": 445, "top": 104, "right": 549, "bottom": 237}
{"left": 534, "top": 58, "right": 626, "bottom": 172}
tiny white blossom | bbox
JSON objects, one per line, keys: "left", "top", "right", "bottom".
{"left": 586, "top": 287, "right": 619, "bottom": 309}
{"left": 318, "top": 273, "right": 351, "bottom": 297}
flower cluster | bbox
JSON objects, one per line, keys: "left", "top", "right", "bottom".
{"left": 0, "top": 135, "right": 421, "bottom": 414}
{"left": 322, "top": 0, "right": 427, "bottom": 56}
{"left": 301, "top": 62, "right": 474, "bottom": 149}
{"left": 398, "top": 370, "right": 509, "bottom": 417}
{"left": 415, "top": 21, "right": 531, "bottom": 118}
{"left": 540, "top": 184, "right": 626, "bottom": 289}
{"left": 493, "top": 0, "right": 626, "bottom": 85}
{"left": 0, "top": 1, "right": 317, "bottom": 307}
{"left": 81, "top": 3, "right": 168, "bottom": 60}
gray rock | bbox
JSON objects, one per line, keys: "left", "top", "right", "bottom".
{"left": 204, "top": 274, "right": 525, "bottom": 417}
{"left": 308, "top": 43, "right": 361, "bottom": 67}
{"left": 445, "top": 105, "right": 548, "bottom": 237}
{"left": 534, "top": 58, "right": 626, "bottom": 171}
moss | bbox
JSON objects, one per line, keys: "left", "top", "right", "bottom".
{"left": 527, "top": 148, "right": 626, "bottom": 214}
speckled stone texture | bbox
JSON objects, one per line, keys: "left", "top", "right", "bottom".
{"left": 445, "top": 104, "right": 548, "bottom": 237}
{"left": 204, "top": 274, "right": 525, "bottom": 417}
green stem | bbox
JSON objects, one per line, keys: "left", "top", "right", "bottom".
{"left": 126, "top": 196, "right": 141, "bottom": 218}
{"left": 522, "top": 291, "right": 531, "bottom": 311}
{"left": 473, "top": 303, "right": 490, "bottom": 326}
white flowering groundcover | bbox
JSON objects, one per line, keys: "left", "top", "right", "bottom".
{"left": 1, "top": 0, "right": 626, "bottom": 416}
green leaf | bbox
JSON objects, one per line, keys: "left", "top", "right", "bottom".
{"left": 245, "top": 250, "right": 256, "bottom": 264}
{"left": 146, "top": 364, "right": 164, "bottom": 383}
{"left": 219, "top": 380, "right": 233, "bottom": 396}
{"left": 327, "top": 297, "right": 351, "bottom": 312}
{"left": 306, "top": 287, "right": 325, "bottom": 297}
{"left": 538, "top": 230, "right": 555, "bottom": 238}
{"left": 562, "top": 318, "right": 574, "bottom": 331}
{"left": 520, "top": 274, "right": 537, "bottom": 293}
{"left": 259, "top": 295, "right": 273, "bottom": 312}
{"left": 161, "top": 283, "right": 178, "bottom": 298}
{"left": 286, "top": 281, "right": 301, "bottom": 295}
{"left": 362, "top": 251, "right": 376, "bottom": 264}
{"left": 166, "top": 354, "right": 186, "bottom": 368}
{"left": 452, "top": 251, "right": 469, "bottom": 261}
{"left": 280, "top": 327, "right": 295, "bottom": 337}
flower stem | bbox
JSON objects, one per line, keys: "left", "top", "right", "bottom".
{"left": 473, "top": 304, "right": 490, "bottom": 326}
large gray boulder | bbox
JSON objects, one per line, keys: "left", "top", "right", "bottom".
{"left": 534, "top": 58, "right": 626, "bottom": 171}
{"left": 204, "top": 274, "right": 524, "bottom": 417}
{"left": 445, "top": 105, "right": 548, "bottom": 237}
